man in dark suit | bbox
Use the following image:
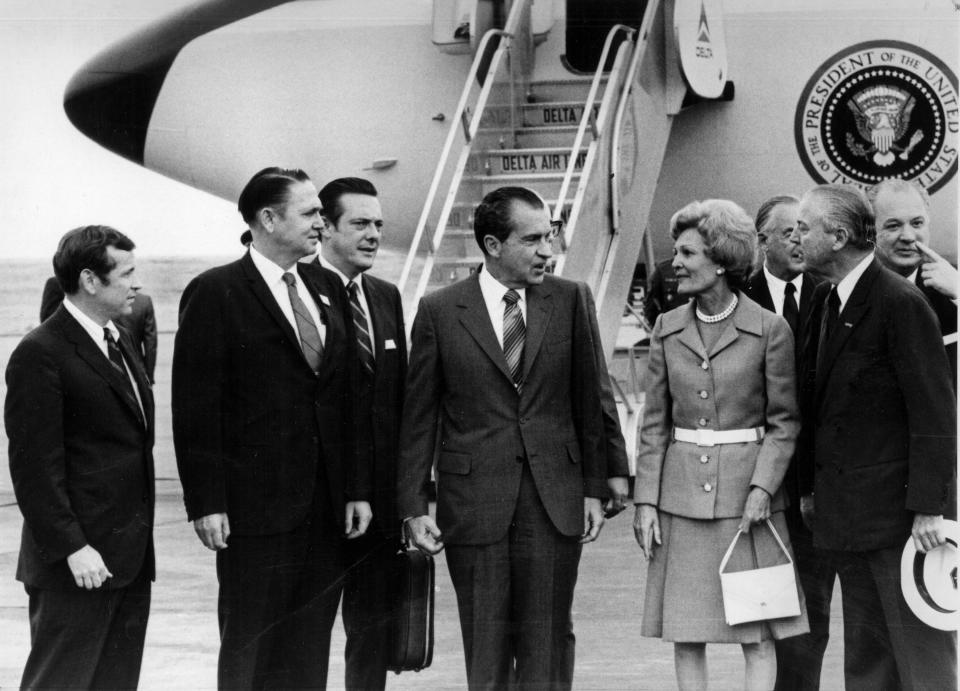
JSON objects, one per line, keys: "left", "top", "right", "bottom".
{"left": 315, "top": 177, "right": 406, "bottom": 690}
{"left": 744, "top": 195, "right": 831, "bottom": 691}
{"left": 41, "top": 276, "right": 158, "bottom": 384}
{"left": 869, "top": 178, "right": 958, "bottom": 386}
{"left": 6, "top": 225, "right": 155, "bottom": 689}
{"left": 398, "top": 186, "right": 612, "bottom": 689}
{"left": 793, "top": 184, "right": 956, "bottom": 691}
{"left": 172, "top": 167, "right": 372, "bottom": 689}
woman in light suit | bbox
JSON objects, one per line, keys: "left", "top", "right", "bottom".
{"left": 634, "top": 200, "right": 808, "bottom": 690}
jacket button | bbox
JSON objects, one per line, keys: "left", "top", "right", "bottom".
{"left": 698, "top": 417, "right": 708, "bottom": 427}
{"left": 701, "top": 360, "right": 709, "bottom": 370}
{"left": 703, "top": 483, "right": 713, "bottom": 492}
{"left": 700, "top": 455, "right": 710, "bottom": 463}
{"left": 699, "top": 390, "right": 708, "bottom": 399}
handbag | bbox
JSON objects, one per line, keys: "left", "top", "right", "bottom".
{"left": 388, "top": 546, "right": 435, "bottom": 673}
{"left": 718, "top": 519, "right": 801, "bottom": 626}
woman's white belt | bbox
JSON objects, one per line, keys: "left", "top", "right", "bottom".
{"left": 673, "top": 426, "right": 765, "bottom": 447}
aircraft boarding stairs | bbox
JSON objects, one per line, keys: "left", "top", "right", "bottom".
{"left": 399, "top": 0, "right": 692, "bottom": 473}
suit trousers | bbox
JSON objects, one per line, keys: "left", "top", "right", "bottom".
{"left": 216, "top": 499, "right": 345, "bottom": 690}
{"left": 342, "top": 530, "right": 401, "bottom": 690}
{"left": 829, "top": 545, "right": 957, "bottom": 691}
{"left": 774, "top": 526, "right": 837, "bottom": 691}
{"left": 21, "top": 568, "right": 151, "bottom": 690}
{"left": 445, "top": 463, "right": 583, "bottom": 691}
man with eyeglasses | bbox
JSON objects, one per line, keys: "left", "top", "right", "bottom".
{"left": 398, "top": 185, "right": 624, "bottom": 689}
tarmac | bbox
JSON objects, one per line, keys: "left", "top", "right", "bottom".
{"left": 0, "top": 333, "right": 847, "bottom": 690}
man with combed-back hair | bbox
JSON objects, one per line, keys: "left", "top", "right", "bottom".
{"left": 6, "top": 225, "right": 155, "bottom": 689}
{"left": 792, "top": 183, "right": 956, "bottom": 690}
{"left": 172, "top": 167, "right": 372, "bottom": 689}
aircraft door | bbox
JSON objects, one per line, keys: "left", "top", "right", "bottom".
{"left": 565, "top": 0, "right": 647, "bottom": 73}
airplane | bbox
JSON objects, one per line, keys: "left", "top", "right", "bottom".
{"left": 63, "top": 0, "right": 959, "bottom": 464}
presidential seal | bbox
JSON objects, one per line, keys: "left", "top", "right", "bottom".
{"left": 795, "top": 41, "right": 958, "bottom": 194}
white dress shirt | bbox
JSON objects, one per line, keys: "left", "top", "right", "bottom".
{"left": 478, "top": 265, "right": 527, "bottom": 348}
{"left": 250, "top": 245, "right": 325, "bottom": 344}
{"left": 835, "top": 252, "right": 875, "bottom": 312}
{"left": 316, "top": 255, "right": 375, "bottom": 353}
{"left": 762, "top": 264, "right": 804, "bottom": 316}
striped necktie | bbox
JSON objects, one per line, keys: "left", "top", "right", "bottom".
{"left": 348, "top": 280, "right": 375, "bottom": 376}
{"left": 282, "top": 272, "right": 323, "bottom": 372}
{"left": 104, "top": 328, "right": 144, "bottom": 426}
{"left": 502, "top": 289, "right": 525, "bottom": 390}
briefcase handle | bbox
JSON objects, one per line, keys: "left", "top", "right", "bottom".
{"left": 718, "top": 519, "right": 793, "bottom": 575}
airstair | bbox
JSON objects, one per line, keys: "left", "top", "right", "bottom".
{"left": 399, "top": 0, "right": 693, "bottom": 470}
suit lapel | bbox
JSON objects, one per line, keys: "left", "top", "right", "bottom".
{"left": 815, "top": 260, "right": 877, "bottom": 401}
{"left": 59, "top": 312, "right": 145, "bottom": 426}
{"left": 522, "top": 283, "right": 552, "bottom": 380}
{"left": 240, "top": 252, "right": 306, "bottom": 363}
{"left": 363, "top": 276, "right": 389, "bottom": 361}
{"left": 674, "top": 308, "right": 709, "bottom": 362}
{"left": 117, "top": 330, "right": 153, "bottom": 430}
{"left": 751, "top": 271, "right": 775, "bottom": 312}
{"left": 457, "top": 276, "right": 516, "bottom": 386}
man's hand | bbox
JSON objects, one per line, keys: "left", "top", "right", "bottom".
{"left": 404, "top": 515, "right": 444, "bottom": 555}
{"left": 581, "top": 497, "right": 605, "bottom": 543}
{"left": 738, "top": 487, "right": 771, "bottom": 533}
{"left": 800, "top": 494, "right": 815, "bottom": 532}
{"left": 912, "top": 513, "right": 947, "bottom": 553}
{"left": 345, "top": 501, "right": 372, "bottom": 539}
{"left": 194, "top": 513, "right": 230, "bottom": 550}
{"left": 67, "top": 545, "right": 113, "bottom": 590}
{"left": 633, "top": 504, "right": 660, "bottom": 560}
{"left": 916, "top": 241, "right": 959, "bottom": 299}
{"left": 604, "top": 476, "right": 630, "bottom": 518}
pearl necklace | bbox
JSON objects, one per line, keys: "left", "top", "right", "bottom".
{"left": 696, "top": 294, "right": 738, "bottom": 323}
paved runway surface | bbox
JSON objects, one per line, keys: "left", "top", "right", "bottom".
{"left": 0, "top": 333, "right": 847, "bottom": 689}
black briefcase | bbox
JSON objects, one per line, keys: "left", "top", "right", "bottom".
{"left": 388, "top": 547, "right": 435, "bottom": 673}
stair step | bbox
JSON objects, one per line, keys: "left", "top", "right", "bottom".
{"left": 467, "top": 147, "right": 589, "bottom": 176}
{"left": 480, "top": 101, "right": 599, "bottom": 129}
{"left": 460, "top": 172, "right": 580, "bottom": 198}
{"left": 525, "top": 78, "right": 601, "bottom": 103}
{"left": 447, "top": 198, "right": 572, "bottom": 229}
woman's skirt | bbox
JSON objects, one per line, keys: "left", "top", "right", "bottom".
{"left": 641, "top": 510, "right": 809, "bottom": 643}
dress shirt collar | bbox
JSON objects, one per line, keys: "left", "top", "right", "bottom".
{"left": 479, "top": 264, "right": 526, "bottom": 316}
{"left": 907, "top": 267, "right": 920, "bottom": 285}
{"left": 63, "top": 296, "right": 119, "bottom": 353}
{"left": 835, "top": 252, "right": 874, "bottom": 312}
{"left": 249, "top": 244, "right": 297, "bottom": 285}
{"left": 762, "top": 264, "right": 803, "bottom": 315}
{"left": 317, "top": 254, "right": 366, "bottom": 297}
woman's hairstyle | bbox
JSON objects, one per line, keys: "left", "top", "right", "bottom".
{"left": 669, "top": 199, "right": 758, "bottom": 290}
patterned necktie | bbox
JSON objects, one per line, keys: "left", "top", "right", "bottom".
{"left": 282, "top": 272, "right": 323, "bottom": 372}
{"left": 782, "top": 282, "right": 800, "bottom": 335}
{"left": 348, "top": 280, "right": 375, "bottom": 376}
{"left": 104, "top": 328, "right": 144, "bottom": 425}
{"left": 502, "top": 289, "right": 525, "bottom": 390}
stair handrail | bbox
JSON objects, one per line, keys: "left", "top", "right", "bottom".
{"left": 610, "top": 0, "right": 661, "bottom": 236}
{"left": 397, "top": 27, "right": 509, "bottom": 294}
{"left": 552, "top": 24, "right": 636, "bottom": 244}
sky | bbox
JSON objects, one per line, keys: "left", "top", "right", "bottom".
{"left": 0, "top": 0, "right": 240, "bottom": 259}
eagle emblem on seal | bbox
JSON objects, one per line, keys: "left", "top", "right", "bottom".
{"left": 846, "top": 85, "right": 924, "bottom": 167}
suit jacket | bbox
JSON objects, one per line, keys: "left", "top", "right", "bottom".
{"left": 397, "top": 273, "right": 608, "bottom": 545}
{"left": 41, "top": 277, "right": 158, "bottom": 383}
{"left": 742, "top": 269, "right": 821, "bottom": 531}
{"left": 634, "top": 295, "right": 799, "bottom": 518}
{"left": 798, "top": 258, "right": 956, "bottom": 551}
{"left": 349, "top": 271, "right": 408, "bottom": 541}
{"left": 172, "top": 253, "right": 367, "bottom": 535}
{"left": 5, "top": 306, "right": 155, "bottom": 591}
{"left": 916, "top": 271, "right": 958, "bottom": 388}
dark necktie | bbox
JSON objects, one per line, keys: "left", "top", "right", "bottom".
{"left": 782, "top": 282, "right": 800, "bottom": 335}
{"left": 816, "top": 287, "right": 840, "bottom": 370}
{"left": 104, "top": 328, "right": 143, "bottom": 425}
{"left": 348, "top": 280, "right": 375, "bottom": 376}
{"left": 502, "top": 289, "right": 525, "bottom": 390}
{"left": 282, "top": 272, "right": 323, "bottom": 372}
